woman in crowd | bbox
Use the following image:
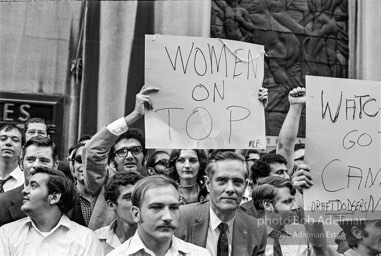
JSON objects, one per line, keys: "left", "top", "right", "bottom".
{"left": 168, "top": 149, "right": 208, "bottom": 204}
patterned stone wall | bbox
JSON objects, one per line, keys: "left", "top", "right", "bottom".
{"left": 211, "top": 0, "right": 348, "bottom": 137}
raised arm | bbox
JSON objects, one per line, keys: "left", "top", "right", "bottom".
{"left": 83, "top": 86, "right": 158, "bottom": 196}
{"left": 276, "top": 87, "right": 305, "bottom": 171}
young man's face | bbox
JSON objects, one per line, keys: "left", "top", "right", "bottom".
{"left": 269, "top": 162, "right": 290, "bottom": 180}
{"left": 206, "top": 159, "right": 246, "bottom": 219}
{"left": 113, "top": 138, "right": 145, "bottom": 174}
{"left": 111, "top": 184, "right": 135, "bottom": 225}
{"left": 25, "top": 123, "right": 48, "bottom": 141}
{"left": 132, "top": 185, "right": 179, "bottom": 243}
{"left": 269, "top": 187, "right": 298, "bottom": 225}
{"left": 361, "top": 220, "right": 381, "bottom": 253}
{"left": 0, "top": 128, "right": 22, "bottom": 160}
{"left": 21, "top": 172, "right": 51, "bottom": 215}
{"left": 21, "top": 145, "right": 57, "bottom": 184}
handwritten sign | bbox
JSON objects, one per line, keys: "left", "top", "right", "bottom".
{"left": 144, "top": 34, "right": 265, "bottom": 149}
{"left": 304, "top": 76, "right": 381, "bottom": 220}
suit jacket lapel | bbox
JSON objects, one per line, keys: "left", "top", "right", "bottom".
{"left": 191, "top": 201, "right": 210, "bottom": 247}
{"left": 232, "top": 213, "right": 250, "bottom": 256}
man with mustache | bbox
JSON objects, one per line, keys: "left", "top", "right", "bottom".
{"left": 0, "top": 166, "right": 102, "bottom": 256}
{"left": 107, "top": 175, "right": 210, "bottom": 256}
{"left": 83, "top": 86, "right": 158, "bottom": 230}
{"left": 176, "top": 151, "right": 267, "bottom": 256}
{"left": 0, "top": 124, "right": 25, "bottom": 193}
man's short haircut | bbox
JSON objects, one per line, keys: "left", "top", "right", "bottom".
{"left": 294, "top": 143, "right": 305, "bottom": 151}
{"left": 131, "top": 175, "right": 178, "bottom": 207}
{"left": 146, "top": 150, "right": 169, "bottom": 168}
{"left": 30, "top": 166, "right": 77, "bottom": 214}
{"left": 104, "top": 171, "right": 143, "bottom": 203}
{"left": 68, "top": 135, "right": 92, "bottom": 158}
{"left": 0, "top": 123, "right": 25, "bottom": 145}
{"left": 205, "top": 151, "right": 246, "bottom": 179}
{"left": 251, "top": 153, "right": 287, "bottom": 183}
{"left": 246, "top": 149, "right": 259, "bottom": 157}
{"left": 252, "top": 176, "right": 296, "bottom": 212}
{"left": 108, "top": 128, "right": 147, "bottom": 163}
{"left": 22, "top": 136, "right": 58, "bottom": 162}
{"left": 168, "top": 149, "right": 208, "bottom": 185}
{"left": 25, "top": 118, "right": 47, "bottom": 132}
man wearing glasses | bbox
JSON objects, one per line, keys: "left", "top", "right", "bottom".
{"left": 83, "top": 86, "right": 158, "bottom": 230}
{"left": 146, "top": 150, "right": 170, "bottom": 176}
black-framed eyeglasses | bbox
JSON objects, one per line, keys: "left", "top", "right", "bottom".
{"left": 245, "top": 159, "right": 257, "bottom": 164}
{"left": 115, "top": 146, "right": 143, "bottom": 158}
{"left": 74, "top": 155, "right": 82, "bottom": 164}
{"left": 154, "top": 159, "right": 169, "bottom": 168}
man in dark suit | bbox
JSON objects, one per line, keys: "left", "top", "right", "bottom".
{"left": 176, "top": 151, "right": 267, "bottom": 256}
{"left": 0, "top": 136, "right": 84, "bottom": 226}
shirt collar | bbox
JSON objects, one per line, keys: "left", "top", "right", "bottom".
{"left": 96, "top": 219, "right": 117, "bottom": 240}
{"left": 126, "top": 231, "right": 189, "bottom": 255}
{"left": 266, "top": 224, "right": 292, "bottom": 237}
{"left": 209, "top": 206, "right": 235, "bottom": 233}
{"left": 26, "top": 214, "right": 71, "bottom": 235}
{"left": 4, "top": 166, "right": 24, "bottom": 181}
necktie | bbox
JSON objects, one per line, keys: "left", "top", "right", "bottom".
{"left": 217, "top": 222, "right": 229, "bottom": 256}
{"left": 0, "top": 176, "right": 11, "bottom": 193}
{"left": 269, "top": 230, "right": 283, "bottom": 256}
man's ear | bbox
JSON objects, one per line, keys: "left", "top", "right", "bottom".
{"left": 107, "top": 200, "right": 117, "bottom": 212}
{"left": 131, "top": 206, "right": 140, "bottom": 224}
{"left": 205, "top": 176, "right": 211, "bottom": 193}
{"left": 263, "top": 200, "right": 274, "bottom": 212}
{"left": 147, "top": 167, "right": 156, "bottom": 176}
{"left": 53, "top": 159, "right": 59, "bottom": 170}
{"left": 351, "top": 226, "right": 364, "bottom": 239}
{"left": 19, "top": 156, "right": 24, "bottom": 171}
{"left": 49, "top": 192, "right": 62, "bottom": 206}
{"left": 142, "top": 156, "right": 147, "bottom": 167}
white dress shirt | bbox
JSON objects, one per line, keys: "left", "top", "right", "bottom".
{"left": 106, "top": 117, "right": 129, "bottom": 136}
{"left": 0, "top": 215, "right": 103, "bottom": 256}
{"left": 265, "top": 224, "right": 314, "bottom": 256}
{"left": 1, "top": 165, "right": 24, "bottom": 192}
{"left": 107, "top": 231, "right": 210, "bottom": 256}
{"left": 206, "top": 207, "right": 235, "bottom": 256}
{"left": 95, "top": 219, "right": 122, "bottom": 255}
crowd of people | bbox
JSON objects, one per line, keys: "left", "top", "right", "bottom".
{"left": 0, "top": 86, "right": 379, "bottom": 256}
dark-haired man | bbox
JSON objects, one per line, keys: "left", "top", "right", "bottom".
{"left": 83, "top": 86, "right": 158, "bottom": 230}
{"left": 146, "top": 150, "right": 170, "bottom": 175}
{"left": 0, "top": 167, "right": 102, "bottom": 256}
{"left": 0, "top": 124, "right": 25, "bottom": 193}
{"left": 176, "top": 151, "right": 267, "bottom": 256}
{"left": 108, "top": 175, "right": 210, "bottom": 256}
{"left": 0, "top": 136, "right": 84, "bottom": 226}
{"left": 95, "top": 171, "right": 142, "bottom": 255}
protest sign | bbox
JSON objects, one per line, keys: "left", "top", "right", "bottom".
{"left": 144, "top": 34, "right": 266, "bottom": 149}
{"left": 304, "top": 76, "right": 381, "bottom": 220}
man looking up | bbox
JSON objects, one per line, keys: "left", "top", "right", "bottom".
{"left": 107, "top": 175, "right": 210, "bottom": 256}
{"left": 0, "top": 124, "right": 24, "bottom": 193}
{"left": 83, "top": 86, "right": 158, "bottom": 230}
{"left": 0, "top": 166, "right": 102, "bottom": 256}
{"left": 95, "top": 171, "right": 143, "bottom": 255}
{"left": 0, "top": 136, "right": 84, "bottom": 227}
{"left": 176, "top": 151, "right": 267, "bottom": 256}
